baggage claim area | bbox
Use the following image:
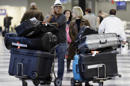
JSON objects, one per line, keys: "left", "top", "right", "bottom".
{"left": 0, "top": 0, "right": 130, "bottom": 86}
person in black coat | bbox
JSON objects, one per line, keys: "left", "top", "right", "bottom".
{"left": 21, "top": 2, "right": 44, "bottom": 23}
{"left": 4, "top": 14, "right": 13, "bottom": 33}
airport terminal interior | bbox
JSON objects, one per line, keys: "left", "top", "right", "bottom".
{"left": 0, "top": 0, "right": 130, "bottom": 86}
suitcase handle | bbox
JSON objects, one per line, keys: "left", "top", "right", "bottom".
{"left": 17, "top": 63, "right": 23, "bottom": 76}
{"left": 81, "top": 64, "right": 85, "bottom": 72}
{"left": 100, "top": 40, "right": 107, "bottom": 44}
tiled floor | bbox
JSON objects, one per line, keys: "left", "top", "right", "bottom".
{"left": 0, "top": 33, "right": 130, "bottom": 86}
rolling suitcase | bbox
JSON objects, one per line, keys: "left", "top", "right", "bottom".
{"left": 9, "top": 48, "right": 54, "bottom": 80}
{"left": 4, "top": 32, "right": 57, "bottom": 51}
{"left": 78, "top": 33, "right": 121, "bottom": 51}
{"left": 78, "top": 51, "right": 118, "bottom": 80}
{"left": 73, "top": 54, "right": 82, "bottom": 81}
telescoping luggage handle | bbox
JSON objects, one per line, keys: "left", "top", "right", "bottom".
{"left": 17, "top": 63, "right": 24, "bottom": 76}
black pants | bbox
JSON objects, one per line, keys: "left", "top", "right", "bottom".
{"left": 67, "top": 59, "right": 71, "bottom": 70}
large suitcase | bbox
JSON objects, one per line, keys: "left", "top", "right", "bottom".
{"left": 78, "top": 51, "right": 118, "bottom": 80}
{"left": 78, "top": 33, "right": 121, "bottom": 51}
{"left": 9, "top": 48, "right": 54, "bottom": 79}
{"left": 4, "top": 32, "right": 57, "bottom": 51}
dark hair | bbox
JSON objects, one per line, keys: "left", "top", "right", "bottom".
{"left": 98, "top": 10, "right": 102, "bottom": 14}
{"left": 30, "top": 5, "right": 38, "bottom": 10}
{"left": 85, "top": 8, "right": 91, "bottom": 13}
{"left": 63, "top": 10, "right": 72, "bottom": 24}
{"left": 109, "top": 9, "right": 116, "bottom": 15}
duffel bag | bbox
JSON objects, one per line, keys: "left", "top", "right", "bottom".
{"left": 15, "top": 17, "right": 41, "bottom": 37}
{"left": 4, "top": 32, "right": 57, "bottom": 51}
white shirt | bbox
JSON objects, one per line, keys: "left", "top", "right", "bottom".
{"left": 98, "top": 15, "right": 126, "bottom": 41}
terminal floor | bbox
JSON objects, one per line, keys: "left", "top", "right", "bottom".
{"left": 0, "top": 34, "right": 130, "bottom": 86}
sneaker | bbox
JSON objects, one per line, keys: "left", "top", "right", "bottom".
{"left": 67, "top": 69, "right": 72, "bottom": 73}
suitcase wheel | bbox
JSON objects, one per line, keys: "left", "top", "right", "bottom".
{"left": 40, "top": 75, "right": 52, "bottom": 85}
{"left": 22, "top": 80, "right": 27, "bottom": 86}
{"left": 71, "top": 78, "right": 75, "bottom": 86}
{"left": 32, "top": 79, "right": 40, "bottom": 86}
{"left": 98, "top": 82, "right": 103, "bottom": 86}
{"left": 54, "top": 78, "right": 62, "bottom": 86}
{"left": 31, "top": 72, "right": 38, "bottom": 79}
{"left": 71, "top": 78, "right": 82, "bottom": 86}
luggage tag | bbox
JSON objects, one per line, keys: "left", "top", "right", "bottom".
{"left": 12, "top": 42, "right": 27, "bottom": 49}
{"left": 91, "top": 51, "right": 99, "bottom": 56}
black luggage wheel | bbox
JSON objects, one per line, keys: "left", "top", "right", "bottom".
{"left": 32, "top": 79, "right": 40, "bottom": 86}
{"left": 22, "top": 79, "right": 27, "bottom": 86}
{"left": 54, "top": 78, "right": 62, "bottom": 86}
{"left": 71, "top": 78, "right": 82, "bottom": 86}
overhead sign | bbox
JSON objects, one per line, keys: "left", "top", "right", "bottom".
{"left": 0, "top": 9, "right": 6, "bottom": 15}
{"left": 60, "top": 0, "right": 68, "bottom": 4}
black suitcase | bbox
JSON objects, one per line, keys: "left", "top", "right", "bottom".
{"left": 78, "top": 51, "right": 118, "bottom": 80}
{"left": 15, "top": 17, "right": 41, "bottom": 37}
{"left": 4, "top": 32, "right": 57, "bottom": 51}
{"left": 9, "top": 48, "right": 54, "bottom": 79}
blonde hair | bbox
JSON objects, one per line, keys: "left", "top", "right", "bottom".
{"left": 72, "top": 6, "right": 83, "bottom": 18}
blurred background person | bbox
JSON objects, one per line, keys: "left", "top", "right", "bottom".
{"left": 63, "top": 9, "right": 72, "bottom": 73}
{"left": 83, "top": 8, "right": 97, "bottom": 31}
{"left": 97, "top": 10, "right": 108, "bottom": 28}
{"left": 4, "top": 14, "right": 13, "bottom": 33}
{"left": 97, "top": 10, "right": 104, "bottom": 27}
{"left": 21, "top": 2, "right": 44, "bottom": 23}
{"left": 99, "top": 9, "right": 126, "bottom": 43}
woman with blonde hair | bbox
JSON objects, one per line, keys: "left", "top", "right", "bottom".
{"left": 68, "top": 6, "right": 95, "bottom": 86}
{"left": 68, "top": 6, "right": 90, "bottom": 61}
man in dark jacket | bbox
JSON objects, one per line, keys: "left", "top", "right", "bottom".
{"left": 21, "top": 2, "right": 44, "bottom": 23}
{"left": 4, "top": 14, "right": 13, "bottom": 33}
{"left": 46, "top": 0, "right": 67, "bottom": 85}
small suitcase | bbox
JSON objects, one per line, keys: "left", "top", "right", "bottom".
{"left": 73, "top": 54, "right": 82, "bottom": 81}
{"left": 4, "top": 32, "right": 57, "bottom": 51}
{"left": 78, "top": 33, "right": 121, "bottom": 51}
{"left": 9, "top": 48, "right": 54, "bottom": 79}
{"left": 78, "top": 51, "right": 118, "bottom": 80}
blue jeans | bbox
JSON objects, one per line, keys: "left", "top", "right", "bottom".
{"left": 56, "top": 43, "right": 67, "bottom": 79}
